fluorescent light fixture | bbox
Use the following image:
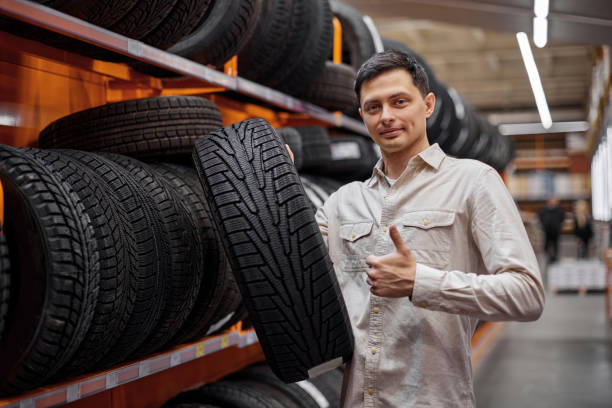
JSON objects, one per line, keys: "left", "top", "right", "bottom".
{"left": 533, "top": 16, "right": 547, "bottom": 48}
{"left": 534, "top": 0, "right": 549, "bottom": 18}
{"left": 516, "top": 32, "right": 552, "bottom": 129}
{"left": 498, "top": 121, "right": 589, "bottom": 135}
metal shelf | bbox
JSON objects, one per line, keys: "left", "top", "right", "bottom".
{"left": 0, "top": 328, "right": 262, "bottom": 408}
{"left": 0, "top": 0, "right": 367, "bottom": 135}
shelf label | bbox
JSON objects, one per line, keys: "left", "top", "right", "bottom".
{"left": 221, "top": 335, "right": 230, "bottom": 349}
{"left": 66, "top": 384, "right": 80, "bottom": 402}
{"left": 196, "top": 342, "right": 205, "bottom": 357}
{"left": 170, "top": 352, "right": 181, "bottom": 367}
{"left": 106, "top": 372, "right": 118, "bottom": 389}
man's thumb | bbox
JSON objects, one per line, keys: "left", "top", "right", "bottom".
{"left": 389, "top": 225, "right": 410, "bottom": 255}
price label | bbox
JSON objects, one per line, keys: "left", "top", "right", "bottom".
{"left": 196, "top": 343, "right": 205, "bottom": 357}
{"left": 221, "top": 335, "right": 230, "bottom": 348}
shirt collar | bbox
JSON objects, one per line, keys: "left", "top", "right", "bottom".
{"left": 366, "top": 143, "right": 446, "bottom": 188}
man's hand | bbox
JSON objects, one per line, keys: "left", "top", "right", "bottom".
{"left": 285, "top": 144, "right": 295, "bottom": 164}
{"left": 365, "top": 225, "right": 416, "bottom": 298}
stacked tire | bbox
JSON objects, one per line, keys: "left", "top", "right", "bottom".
{"left": 1, "top": 97, "right": 355, "bottom": 394}
{"left": 164, "top": 362, "right": 344, "bottom": 408}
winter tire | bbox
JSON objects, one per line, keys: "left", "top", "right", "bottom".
{"left": 0, "top": 233, "right": 10, "bottom": 342}
{"left": 30, "top": 149, "right": 136, "bottom": 377}
{"left": 0, "top": 146, "right": 99, "bottom": 394}
{"left": 166, "top": 0, "right": 262, "bottom": 67}
{"left": 193, "top": 118, "right": 354, "bottom": 383}
{"left": 38, "top": 96, "right": 223, "bottom": 160}
{"left": 295, "top": 126, "right": 332, "bottom": 172}
{"left": 300, "top": 62, "right": 357, "bottom": 113}
{"left": 103, "top": 154, "right": 202, "bottom": 358}
{"left": 331, "top": 1, "right": 379, "bottom": 70}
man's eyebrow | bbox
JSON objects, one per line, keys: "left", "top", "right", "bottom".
{"left": 363, "top": 91, "right": 411, "bottom": 106}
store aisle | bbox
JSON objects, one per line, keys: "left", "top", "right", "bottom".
{"left": 474, "top": 293, "right": 612, "bottom": 408}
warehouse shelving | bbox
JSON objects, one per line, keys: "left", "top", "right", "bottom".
{"left": 0, "top": 325, "right": 262, "bottom": 408}
{"left": 0, "top": 0, "right": 369, "bottom": 406}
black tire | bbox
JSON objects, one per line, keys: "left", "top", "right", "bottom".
{"left": 193, "top": 118, "right": 353, "bottom": 383}
{"left": 146, "top": 163, "right": 230, "bottom": 346}
{"left": 194, "top": 262, "right": 242, "bottom": 339}
{"left": 38, "top": 96, "right": 223, "bottom": 160}
{"left": 103, "top": 154, "right": 202, "bottom": 358}
{"left": 237, "top": 0, "right": 293, "bottom": 85}
{"left": 230, "top": 364, "right": 321, "bottom": 408}
{"left": 140, "top": 0, "right": 213, "bottom": 50}
{"left": 276, "top": 0, "right": 334, "bottom": 95}
{"left": 331, "top": 1, "right": 379, "bottom": 70}
{"left": 59, "top": 150, "right": 167, "bottom": 368}
{"left": 295, "top": 126, "right": 332, "bottom": 172}
{"left": 109, "top": 0, "right": 178, "bottom": 41}
{"left": 300, "top": 62, "right": 357, "bottom": 113}
{"left": 29, "top": 149, "right": 136, "bottom": 377}
{"left": 175, "top": 381, "right": 285, "bottom": 408}
{"left": 0, "top": 233, "right": 10, "bottom": 342}
{"left": 167, "top": 0, "right": 262, "bottom": 67}
{"left": 277, "top": 127, "right": 303, "bottom": 171}
{"left": 0, "top": 146, "right": 99, "bottom": 394}
{"left": 325, "top": 135, "right": 378, "bottom": 181}
{"left": 52, "top": 0, "right": 139, "bottom": 30}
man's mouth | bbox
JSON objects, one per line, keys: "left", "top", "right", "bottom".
{"left": 380, "top": 128, "right": 403, "bottom": 137}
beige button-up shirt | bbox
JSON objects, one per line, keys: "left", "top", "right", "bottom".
{"left": 315, "top": 143, "right": 545, "bottom": 407}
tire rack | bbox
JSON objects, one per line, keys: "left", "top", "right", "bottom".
{"left": 0, "top": 326, "right": 261, "bottom": 408}
{"left": 0, "top": 0, "right": 365, "bottom": 406}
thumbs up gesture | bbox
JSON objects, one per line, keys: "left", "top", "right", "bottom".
{"left": 365, "top": 225, "right": 416, "bottom": 298}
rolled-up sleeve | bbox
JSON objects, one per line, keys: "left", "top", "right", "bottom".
{"left": 412, "top": 168, "right": 545, "bottom": 322}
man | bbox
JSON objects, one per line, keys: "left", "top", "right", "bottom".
{"left": 314, "top": 50, "right": 545, "bottom": 407}
{"left": 538, "top": 196, "right": 566, "bottom": 263}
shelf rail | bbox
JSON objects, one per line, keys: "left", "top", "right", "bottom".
{"left": 0, "top": 329, "right": 260, "bottom": 408}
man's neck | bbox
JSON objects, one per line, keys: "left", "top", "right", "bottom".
{"left": 381, "top": 143, "right": 430, "bottom": 179}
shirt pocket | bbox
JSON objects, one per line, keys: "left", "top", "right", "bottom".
{"left": 402, "top": 210, "right": 455, "bottom": 269}
{"left": 339, "top": 220, "right": 373, "bottom": 273}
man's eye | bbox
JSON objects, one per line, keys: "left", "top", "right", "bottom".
{"left": 366, "top": 105, "right": 379, "bottom": 113}
{"left": 395, "top": 99, "right": 407, "bottom": 105}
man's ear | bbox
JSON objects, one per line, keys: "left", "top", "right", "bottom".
{"left": 424, "top": 92, "right": 436, "bottom": 118}
{"left": 359, "top": 107, "right": 363, "bottom": 119}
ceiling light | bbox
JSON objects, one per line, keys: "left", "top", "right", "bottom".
{"left": 533, "top": 16, "right": 547, "bottom": 48}
{"left": 516, "top": 32, "right": 552, "bottom": 129}
{"left": 534, "top": 0, "right": 549, "bottom": 18}
{"left": 498, "top": 121, "right": 590, "bottom": 135}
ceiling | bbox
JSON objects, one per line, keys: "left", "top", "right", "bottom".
{"left": 340, "top": 0, "right": 610, "bottom": 125}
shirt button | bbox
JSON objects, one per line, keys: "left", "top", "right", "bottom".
{"left": 368, "top": 388, "right": 374, "bottom": 396}
{"left": 383, "top": 226, "right": 388, "bottom": 233}
{"left": 419, "top": 301, "right": 428, "bottom": 308}
{"left": 351, "top": 233, "right": 356, "bottom": 239}
{"left": 373, "top": 306, "right": 380, "bottom": 313}
{"left": 423, "top": 219, "right": 430, "bottom": 226}
{"left": 371, "top": 348, "right": 377, "bottom": 355}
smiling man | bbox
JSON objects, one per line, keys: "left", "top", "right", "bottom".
{"left": 315, "top": 50, "right": 545, "bottom": 407}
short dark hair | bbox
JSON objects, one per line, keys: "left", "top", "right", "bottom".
{"left": 354, "top": 50, "right": 430, "bottom": 104}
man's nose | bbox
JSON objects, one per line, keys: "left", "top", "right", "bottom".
{"left": 380, "top": 105, "right": 394, "bottom": 124}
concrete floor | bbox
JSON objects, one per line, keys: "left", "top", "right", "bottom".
{"left": 474, "top": 293, "right": 612, "bottom": 408}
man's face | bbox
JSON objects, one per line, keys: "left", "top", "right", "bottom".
{"left": 359, "top": 68, "right": 435, "bottom": 157}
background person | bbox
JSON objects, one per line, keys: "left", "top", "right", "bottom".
{"left": 538, "top": 197, "right": 566, "bottom": 263}
{"left": 573, "top": 199, "right": 593, "bottom": 258}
